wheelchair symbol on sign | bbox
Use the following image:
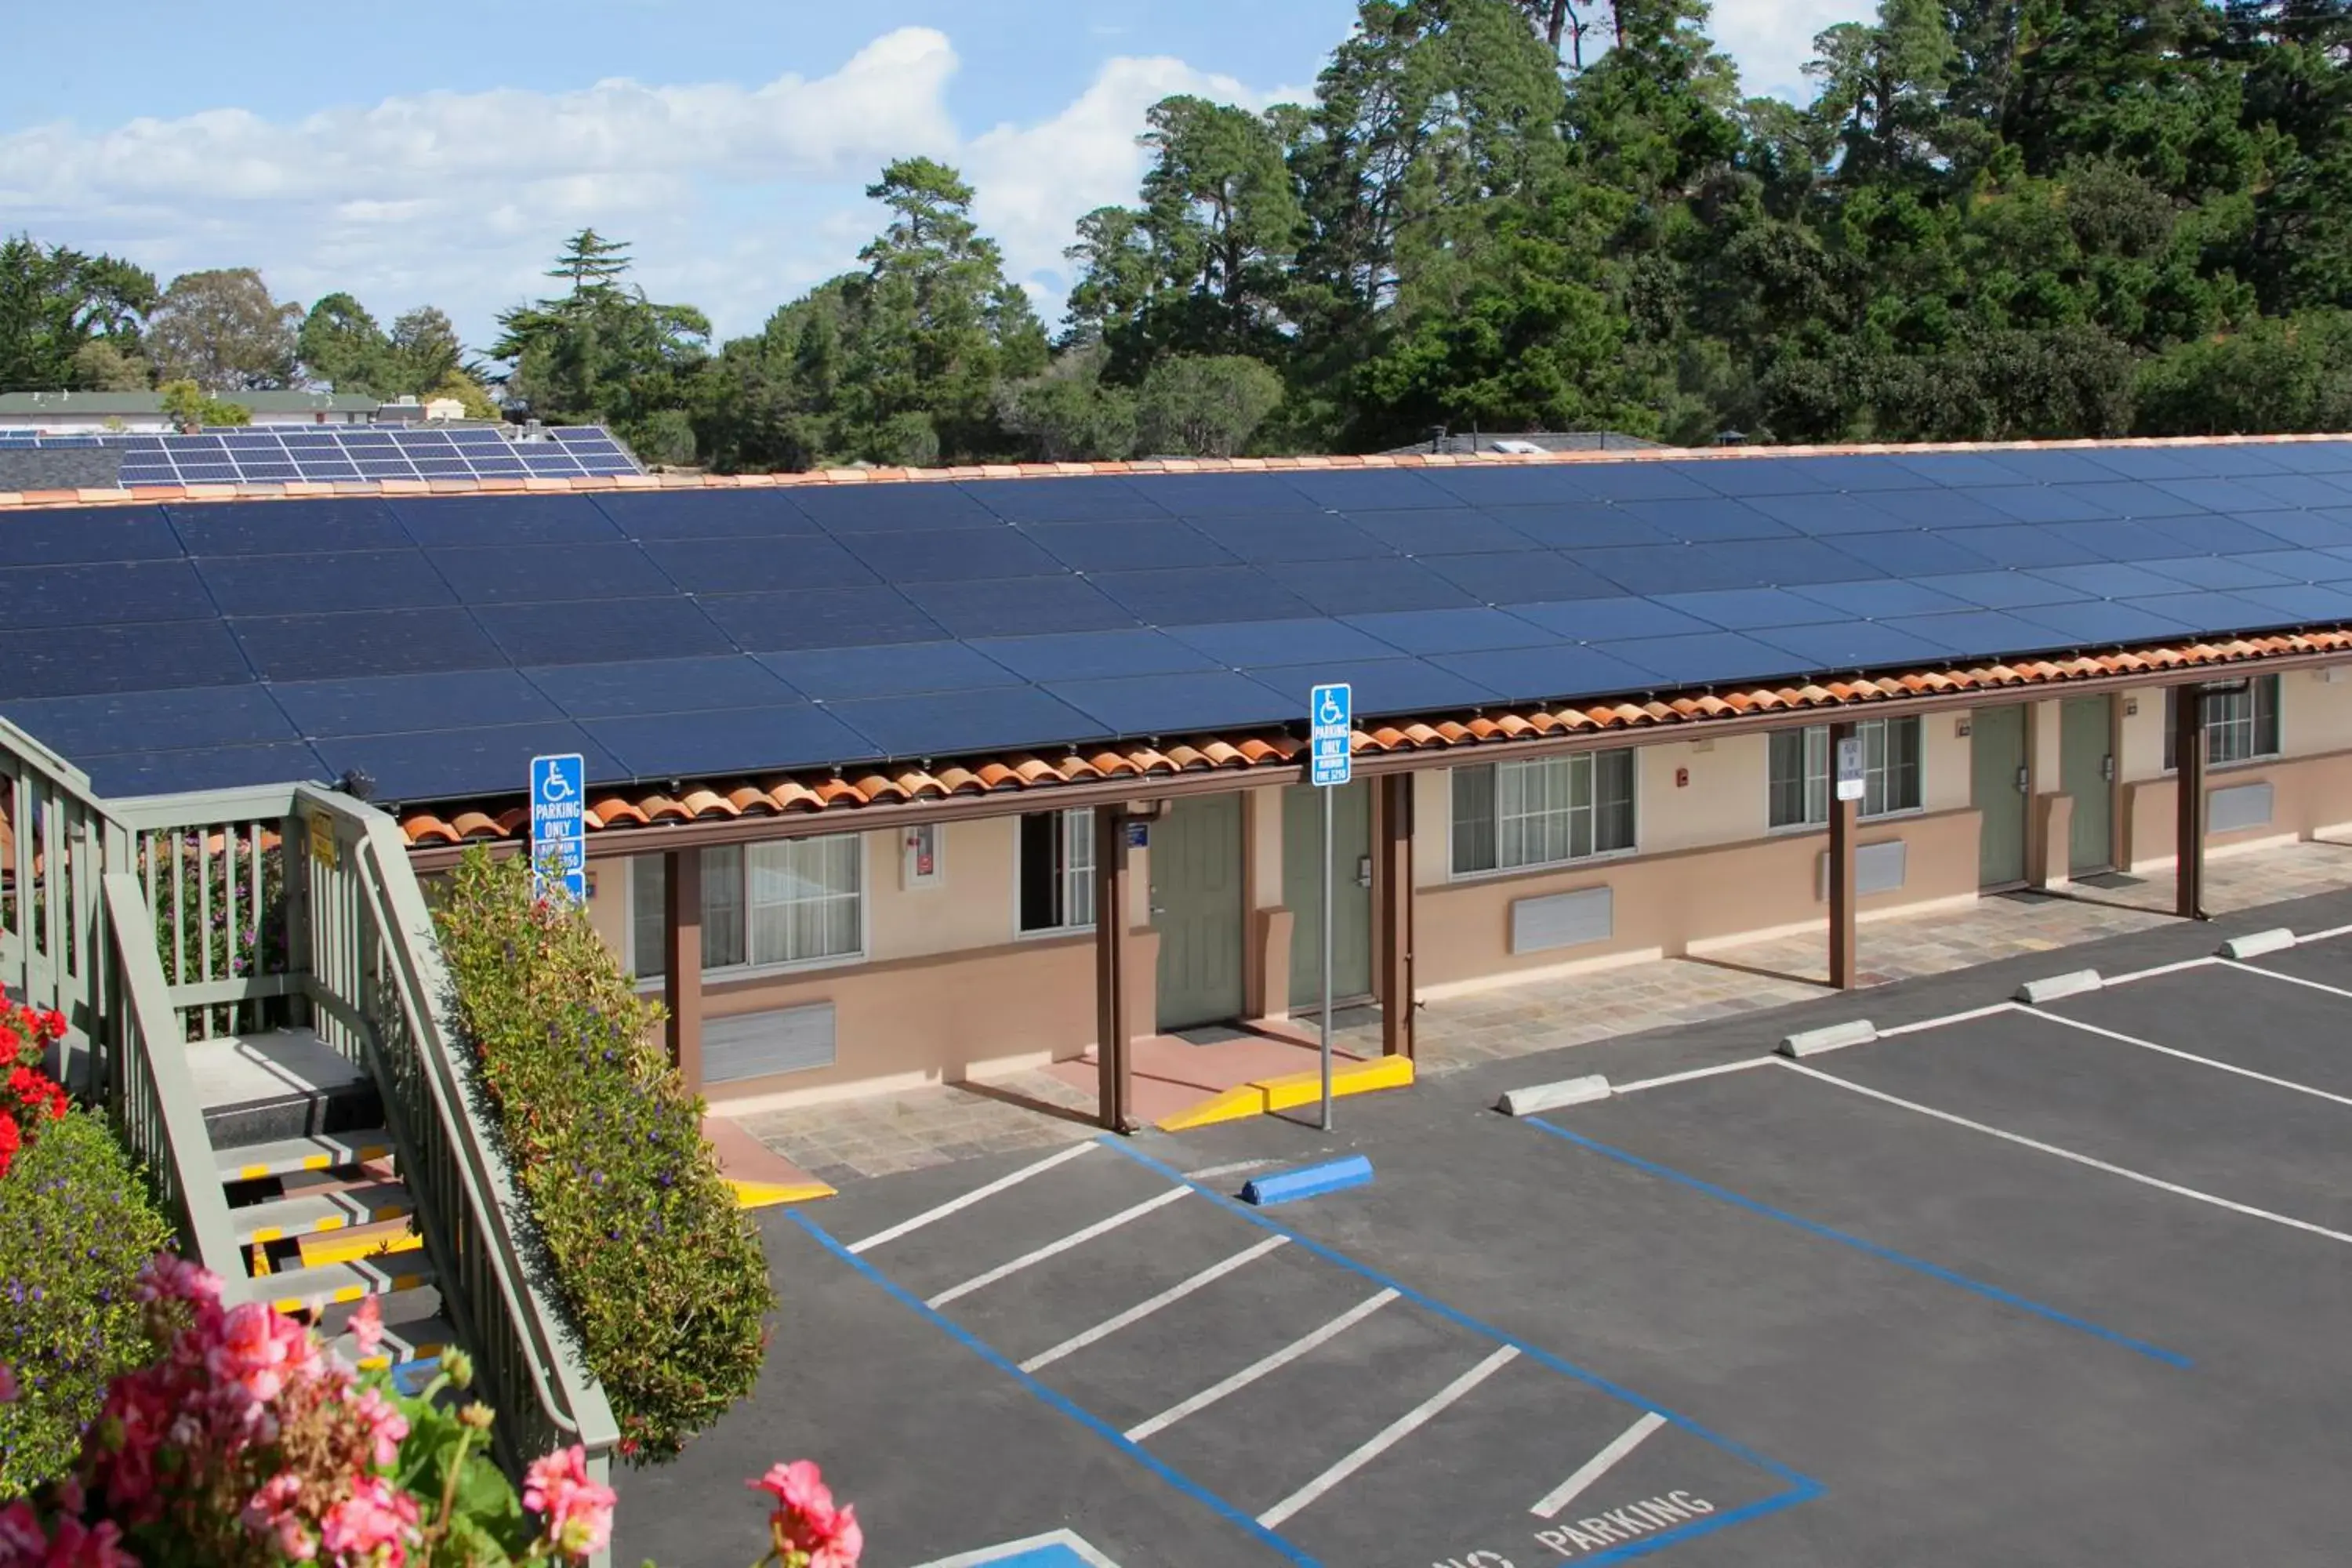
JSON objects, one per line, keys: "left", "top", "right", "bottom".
{"left": 535, "top": 761, "right": 576, "bottom": 804}
{"left": 1317, "top": 692, "right": 1346, "bottom": 726}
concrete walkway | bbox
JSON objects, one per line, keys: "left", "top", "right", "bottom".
{"left": 735, "top": 840, "right": 2352, "bottom": 1185}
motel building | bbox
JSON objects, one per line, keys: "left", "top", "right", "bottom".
{"left": 5, "top": 434, "right": 2352, "bottom": 1136}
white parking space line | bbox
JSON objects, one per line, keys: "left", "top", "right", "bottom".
{"left": 1184, "top": 1158, "right": 1279, "bottom": 1181}
{"left": 2101, "top": 956, "right": 2216, "bottom": 986}
{"left": 1612, "top": 1058, "right": 1776, "bottom": 1096}
{"left": 1257, "top": 1345, "right": 1522, "bottom": 1530}
{"left": 1530, "top": 1410, "right": 1670, "bottom": 1520}
{"left": 848, "top": 1142, "right": 1096, "bottom": 1254}
{"left": 1877, "top": 1002, "right": 2020, "bottom": 1037}
{"left": 1018, "top": 1235, "right": 1290, "bottom": 1373}
{"left": 2030, "top": 1007, "right": 2352, "bottom": 1111}
{"left": 2297, "top": 921, "right": 2352, "bottom": 945}
{"left": 1780, "top": 1060, "right": 2352, "bottom": 1247}
{"left": 927, "top": 1188, "right": 1190, "bottom": 1308}
{"left": 2218, "top": 957, "right": 2352, "bottom": 1003}
{"left": 1126, "top": 1288, "right": 1399, "bottom": 1443}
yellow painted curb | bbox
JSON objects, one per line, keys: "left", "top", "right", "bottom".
{"left": 1156, "top": 1054, "right": 1417, "bottom": 1132}
{"left": 729, "top": 1178, "right": 837, "bottom": 1210}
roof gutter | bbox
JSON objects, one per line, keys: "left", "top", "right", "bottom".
{"left": 401, "top": 644, "right": 2352, "bottom": 873}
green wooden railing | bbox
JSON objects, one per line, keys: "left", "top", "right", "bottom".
{"left": 0, "top": 720, "right": 618, "bottom": 1505}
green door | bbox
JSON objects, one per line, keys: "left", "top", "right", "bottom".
{"left": 1283, "top": 781, "right": 1373, "bottom": 1011}
{"left": 1152, "top": 794, "right": 1247, "bottom": 1030}
{"left": 2060, "top": 697, "right": 2114, "bottom": 875}
{"left": 1972, "top": 704, "right": 2030, "bottom": 887}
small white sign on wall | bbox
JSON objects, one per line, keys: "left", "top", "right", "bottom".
{"left": 902, "top": 822, "right": 943, "bottom": 890}
{"left": 1834, "top": 735, "right": 1867, "bottom": 802}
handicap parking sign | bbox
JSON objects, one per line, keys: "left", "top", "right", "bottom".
{"left": 1310, "top": 682, "right": 1352, "bottom": 787}
{"left": 529, "top": 753, "right": 587, "bottom": 902}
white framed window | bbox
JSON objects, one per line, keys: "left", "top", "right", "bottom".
{"left": 1450, "top": 750, "right": 1636, "bottom": 877}
{"left": 1017, "top": 808, "right": 1095, "bottom": 934}
{"left": 630, "top": 835, "right": 865, "bottom": 980}
{"left": 2165, "top": 675, "right": 2280, "bottom": 768}
{"left": 1768, "top": 718, "right": 1922, "bottom": 829}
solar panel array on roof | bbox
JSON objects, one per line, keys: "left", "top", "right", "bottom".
{"left": 0, "top": 426, "right": 640, "bottom": 484}
{"left": 6, "top": 441, "right": 2352, "bottom": 802}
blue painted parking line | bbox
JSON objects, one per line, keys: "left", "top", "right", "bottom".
{"left": 911, "top": 1528, "right": 1123, "bottom": 1566}
{"left": 1525, "top": 1116, "right": 2194, "bottom": 1370}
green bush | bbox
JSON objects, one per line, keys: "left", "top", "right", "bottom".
{"left": 0, "top": 1108, "right": 176, "bottom": 1497}
{"left": 432, "top": 848, "right": 772, "bottom": 1461}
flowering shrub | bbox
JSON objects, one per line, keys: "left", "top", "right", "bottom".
{"left": 1, "top": 1004, "right": 71, "bottom": 1181}
{"left": 0, "top": 1066, "right": 173, "bottom": 1496}
{"left": 0, "top": 1253, "right": 608, "bottom": 1566}
{"left": 144, "top": 836, "right": 287, "bottom": 1038}
{"left": 0, "top": 1254, "right": 861, "bottom": 1567}
{"left": 432, "top": 850, "right": 772, "bottom": 1461}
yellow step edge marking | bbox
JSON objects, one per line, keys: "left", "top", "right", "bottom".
{"left": 1156, "top": 1054, "right": 1417, "bottom": 1132}
{"left": 728, "top": 1178, "right": 837, "bottom": 1211}
{"left": 298, "top": 1228, "right": 423, "bottom": 1269}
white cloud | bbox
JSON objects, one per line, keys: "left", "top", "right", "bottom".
{"left": 1710, "top": 0, "right": 1876, "bottom": 102}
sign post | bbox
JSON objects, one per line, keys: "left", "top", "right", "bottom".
{"left": 529, "top": 753, "right": 587, "bottom": 903}
{"left": 1308, "top": 683, "right": 1352, "bottom": 1133}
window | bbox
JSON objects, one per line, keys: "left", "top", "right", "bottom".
{"left": 1767, "top": 718, "right": 1922, "bottom": 829}
{"left": 2165, "top": 676, "right": 2280, "bottom": 768}
{"left": 1451, "top": 751, "right": 1636, "bottom": 876}
{"left": 1018, "top": 809, "right": 1095, "bottom": 933}
{"left": 630, "top": 836, "right": 863, "bottom": 979}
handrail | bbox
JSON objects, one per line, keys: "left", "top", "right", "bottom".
{"left": 297, "top": 786, "right": 618, "bottom": 1479}
{"left": 99, "top": 872, "right": 245, "bottom": 1279}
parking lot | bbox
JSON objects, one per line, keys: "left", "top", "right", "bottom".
{"left": 620, "top": 886, "right": 2352, "bottom": 1568}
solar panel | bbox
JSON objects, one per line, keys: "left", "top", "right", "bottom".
{"left": 524, "top": 655, "right": 800, "bottom": 717}
{"left": 5, "top": 561, "right": 217, "bottom": 627}
{"left": 1167, "top": 618, "right": 1399, "bottom": 668}
{"left": 700, "top": 586, "right": 946, "bottom": 651}
{"left": 839, "top": 526, "right": 1065, "bottom": 583}
{"left": 968, "top": 629, "right": 1219, "bottom": 681}
{"left": 270, "top": 670, "right": 564, "bottom": 738}
{"left": 1242, "top": 659, "right": 1502, "bottom": 717}
{"left": 7, "top": 686, "right": 298, "bottom": 757}
{"left": 583, "top": 705, "right": 869, "bottom": 778}
{"left": 431, "top": 543, "right": 673, "bottom": 604}
{"left": 828, "top": 687, "right": 1100, "bottom": 758}
{"left": 590, "top": 491, "right": 817, "bottom": 539}
{"left": 1342, "top": 608, "right": 1557, "bottom": 655}
{"left": 641, "top": 536, "right": 877, "bottom": 593}
{"left": 1261, "top": 557, "right": 1477, "bottom": 615}
{"left": 13, "top": 426, "right": 644, "bottom": 485}
{"left": 475, "top": 597, "right": 737, "bottom": 666}
{"left": 16, "top": 439, "right": 2352, "bottom": 805}
{"left": 1025, "top": 519, "right": 1236, "bottom": 572}
{"left": 199, "top": 550, "right": 456, "bottom": 615}
{"left": 757, "top": 641, "right": 1033, "bottom": 702}
{"left": 83, "top": 742, "right": 328, "bottom": 798}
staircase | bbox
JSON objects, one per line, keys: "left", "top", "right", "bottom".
{"left": 0, "top": 726, "right": 617, "bottom": 1534}
{"left": 195, "top": 1029, "right": 451, "bottom": 1384}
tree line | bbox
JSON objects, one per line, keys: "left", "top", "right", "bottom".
{"left": 7, "top": 0, "right": 2350, "bottom": 463}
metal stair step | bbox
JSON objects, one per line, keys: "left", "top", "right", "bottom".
{"left": 296, "top": 1218, "right": 423, "bottom": 1269}
{"left": 252, "top": 1254, "right": 434, "bottom": 1316}
{"left": 233, "top": 1184, "right": 414, "bottom": 1245}
{"left": 216, "top": 1129, "right": 396, "bottom": 1183}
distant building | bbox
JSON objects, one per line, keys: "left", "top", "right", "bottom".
{"left": 0, "top": 390, "right": 383, "bottom": 434}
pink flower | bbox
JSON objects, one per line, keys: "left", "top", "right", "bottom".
{"left": 753, "top": 1462, "right": 859, "bottom": 1566}
{"left": 805, "top": 1504, "right": 861, "bottom": 1568}
{"left": 352, "top": 1387, "right": 409, "bottom": 1471}
{"left": 0, "top": 1501, "right": 49, "bottom": 1568}
{"left": 750, "top": 1461, "right": 833, "bottom": 1519}
{"left": 523, "top": 1446, "right": 616, "bottom": 1562}
{"left": 346, "top": 1298, "right": 384, "bottom": 1363}
{"left": 38, "top": 1519, "right": 137, "bottom": 1568}
{"left": 318, "top": 1477, "right": 418, "bottom": 1567}
{"left": 205, "top": 1301, "right": 316, "bottom": 1406}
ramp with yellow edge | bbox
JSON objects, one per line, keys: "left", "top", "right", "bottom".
{"left": 702, "top": 1113, "right": 837, "bottom": 1210}
{"left": 1158, "top": 1054, "right": 1416, "bottom": 1132}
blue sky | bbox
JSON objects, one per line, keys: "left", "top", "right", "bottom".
{"left": 2, "top": 1, "right": 1866, "bottom": 354}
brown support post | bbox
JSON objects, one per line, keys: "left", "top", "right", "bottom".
{"left": 1828, "top": 719, "right": 1859, "bottom": 990}
{"left": 2175, "top": 685, "right": 2207, "bottom": 920}
{"left": 663, "top": 848, "right": 703, "bottom": 1094}
{"left": 1094, "top": 807, "right": 1135, "bottom": 1133}
{"left": 1374, "top": 772, "right": 1416, "bottom": 1061}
